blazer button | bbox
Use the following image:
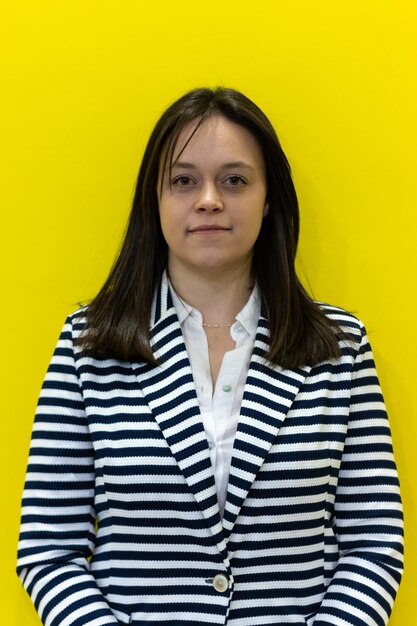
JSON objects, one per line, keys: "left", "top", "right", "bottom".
{"left": 213, "top": 573, "right": 229, "bottom": 593}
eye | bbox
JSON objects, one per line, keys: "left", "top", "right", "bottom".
{"left": 171, "top": 175, "right": 194, "bottom": 186}
{"left": 225, "top": 175, "right": 247, "bottom": 186}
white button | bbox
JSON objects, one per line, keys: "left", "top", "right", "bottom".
{"left": 213, "top": 573, "right": 229, "bottom": 593}
{"left": 233, "top": 323, "right": 244, "bottom": 333}
{"left": 207, "top": 440, "right": 215, "bottom": 450}
{"left": 222, "top": 384, "right": 232, "bottom": 393}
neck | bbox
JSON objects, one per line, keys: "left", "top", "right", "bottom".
{"left": 168, "top": 262, "right": 253, "bottom": 325}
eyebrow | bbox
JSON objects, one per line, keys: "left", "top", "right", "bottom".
{"left": 171, "top": 161, "right": 255, "bottom": 171}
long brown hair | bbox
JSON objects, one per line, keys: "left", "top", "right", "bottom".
{"left": 78, "top": 87, "right": 344, "bottom": 367}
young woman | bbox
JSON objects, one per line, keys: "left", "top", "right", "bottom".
{"left": 17, "top": 87, "right": 403, "bottom": 626}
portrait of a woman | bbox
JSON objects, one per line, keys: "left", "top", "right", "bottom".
{"left": 17, "top": 87, "right": 404, "bottom": 626}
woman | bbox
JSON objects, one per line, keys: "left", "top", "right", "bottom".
{"left": 17, "top": 87, "right": 403, "bottom": 626}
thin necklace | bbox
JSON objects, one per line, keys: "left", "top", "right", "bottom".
{"left": 172, "top": 287, "right": 235, "bottom": 328}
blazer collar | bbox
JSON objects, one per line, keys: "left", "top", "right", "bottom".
{"left": 132, "top": 281, "right": 228, "bottom": 562}
{"left": 132, "top": 277, "right": 311, "bottom": 551}
{"left": 222, "top": 316, "right": 311, "bottom": 537}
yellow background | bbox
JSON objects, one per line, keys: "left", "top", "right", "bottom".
{"left": 1, "top": 1, "right": 415, "bottom": 624}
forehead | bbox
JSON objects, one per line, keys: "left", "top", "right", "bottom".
{"left": 161, "top": 115, "right": 264, "bottom": 170}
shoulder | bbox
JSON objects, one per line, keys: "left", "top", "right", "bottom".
{"left": 53, "top": 308, "right": 89, "bottom": 356}
{"left": 60, "top": 307, "right": 132, "bottom": 370}
{"left": 63, "top": 306, "right": 88, "bottom": 337}
{"left": 316, "top": 301, "right": 366, "bottom": 346}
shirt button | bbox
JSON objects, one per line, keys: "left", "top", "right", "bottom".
{"left": 207, "top": 440, "right": 215, "bottom": 450}
{"left": 233, "top": 323, "right": 244, "bottom": 333}
{"left": 222, "top": 384, "right": 232, "bottom": 393}
{"left": 212, "top": 573, "right": 229, "bottom": 593}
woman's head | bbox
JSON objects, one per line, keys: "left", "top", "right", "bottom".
{"left": 132, "top": 87, "right": 300, "bottom": 282}
{"left": 157, "top": 114, "right": 268, "bottom": 281}
{"left": 80, "top": 87, "right": 342, "bottom": 367}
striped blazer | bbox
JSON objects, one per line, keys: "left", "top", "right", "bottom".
{"left": 17, "top": 279, "right": 404, "bottom": 626}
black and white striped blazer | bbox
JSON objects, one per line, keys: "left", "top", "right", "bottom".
{"left": 17, "top": 278, "right": 404, "bottom": 626}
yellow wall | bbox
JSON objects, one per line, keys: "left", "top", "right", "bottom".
{"left": 1, "top": 1, "right": 415, "bottom": 624}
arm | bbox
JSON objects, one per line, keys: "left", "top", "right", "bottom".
{"left": 311, "top": 324, "right": 404, "bottom": 626}
{"left": 17, "top": 315, "right": 120, "bottom": 626}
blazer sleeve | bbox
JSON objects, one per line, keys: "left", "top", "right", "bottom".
{"left": 17, "top": 315, "right": 120, "bottom": 626}
{"left": 311, "top": 323, "right": 404, "bottom": 626}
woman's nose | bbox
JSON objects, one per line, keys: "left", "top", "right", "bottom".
{"left": 195, "top": 183, "right": 223, "bottom": 212}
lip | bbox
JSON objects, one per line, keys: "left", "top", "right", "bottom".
{"left": 188, "top": 224, "right": 231, "bottom": 233}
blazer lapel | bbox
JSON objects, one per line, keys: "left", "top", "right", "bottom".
{"left": 131, "top": 279, "right": 228, "bottom": 561}
{"left": 222, "top": 316, "right": 312, "bottom": 537}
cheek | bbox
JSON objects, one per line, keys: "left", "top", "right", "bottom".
{"left": 159, "top": 206, "right": 182, "bottom": 246}
{"left": 239, "top": 210, "right": 265, "bottom": 237}
{"left": 159, "top": 220, "right": 172, "bottom": 245}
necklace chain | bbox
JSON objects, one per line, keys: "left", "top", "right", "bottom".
{"left": 201, "top": 322, "right": 233, "bottom": 328}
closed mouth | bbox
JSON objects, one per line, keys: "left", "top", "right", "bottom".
{"left": 188, "top": 225, "right": 231, "bottom": 233}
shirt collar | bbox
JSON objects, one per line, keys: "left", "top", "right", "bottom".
{"left": 164, "top": 270, "right": 260, "bottom": 340}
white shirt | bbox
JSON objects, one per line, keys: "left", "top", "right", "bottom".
{"left": 168, "top": 276, "right": 260, "bottom": 516}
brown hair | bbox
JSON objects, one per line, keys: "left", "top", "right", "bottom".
{"left": 78, "top": 87, "right": 344, "bottom": 367}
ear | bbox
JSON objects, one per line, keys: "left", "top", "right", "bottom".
{"left": 263, "top": 202, "right": 269, "bottom": 217}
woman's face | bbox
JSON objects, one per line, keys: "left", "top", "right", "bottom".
{"left": 157, "top": 115, "right": 268, "bottom": 280}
